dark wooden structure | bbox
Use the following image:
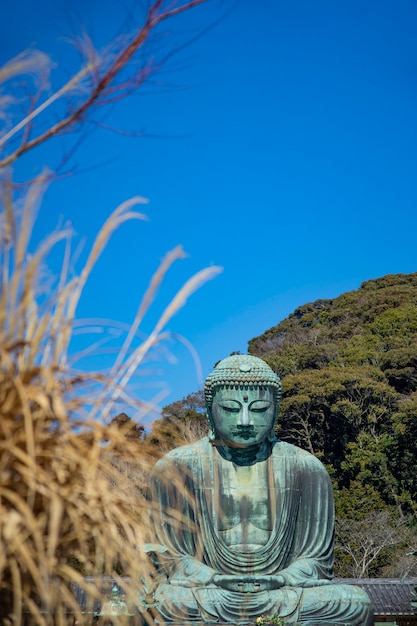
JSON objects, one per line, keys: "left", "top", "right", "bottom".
{"left": 336, "top": 578, "right": 417, "bottom": 626}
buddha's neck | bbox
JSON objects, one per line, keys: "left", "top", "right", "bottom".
{"left": 214, "top": 440, "right": 273, "bottom": 466}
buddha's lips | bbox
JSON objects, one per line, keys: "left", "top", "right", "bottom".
{"left": 231, "top": 426, "right": 255, "bottom": 439}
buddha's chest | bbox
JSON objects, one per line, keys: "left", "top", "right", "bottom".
{"left": 214, "top": 458, "right": 273, "bottom": 551}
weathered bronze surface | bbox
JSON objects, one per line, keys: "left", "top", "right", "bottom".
{"left": 147, "top": 355, "right": 373, "bottom": 624}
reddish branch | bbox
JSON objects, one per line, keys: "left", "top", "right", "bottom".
{"left": 0, "top": 0, "right": 207, "bottom": 170}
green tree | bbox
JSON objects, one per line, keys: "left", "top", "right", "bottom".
{"left": 109, "top": 413, "right": 146, "bottom": 441}
{"left": 149, "top": 390, "right": 207, "bottom": 451}
{"left": 161, "top": 390, "right": 206, "bottom": 421}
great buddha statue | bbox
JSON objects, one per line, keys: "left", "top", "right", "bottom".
{"left": 147, "top": 355, "right": 373, "bottom": 625}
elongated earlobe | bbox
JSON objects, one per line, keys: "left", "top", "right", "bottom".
{"left": 268, "top": 430, "right": 276, "bottom": 442}
{"left": 206, "top": 409, "right": 216, "bottom": 442}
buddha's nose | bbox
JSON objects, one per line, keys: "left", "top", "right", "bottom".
{"left": 239, "top": 404, "right": 251, "bottom": 426}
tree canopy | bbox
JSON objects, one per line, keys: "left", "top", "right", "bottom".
{"left": 247, "top": 273, "right": 417, "bottom": 575}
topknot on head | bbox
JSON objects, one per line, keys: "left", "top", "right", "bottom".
{"left": 204, "top": 354, "right": 281, "bottom": 406}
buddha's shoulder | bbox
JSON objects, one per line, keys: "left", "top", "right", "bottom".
{"left": 272, "top": 440, "right": 325, "bottom": 468}
{"left": 165, "top": 437, "right": 209, "bottom": 458}
{"left": 153, "top": 437, "right": 209, "bottom": 468}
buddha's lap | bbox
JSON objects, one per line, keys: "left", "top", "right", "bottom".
{"left": 154, "top": 582, "right": 372, "bottom": 622}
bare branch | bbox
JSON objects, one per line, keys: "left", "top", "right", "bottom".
{"left": 0, "top": 0, "right": 208, "bottom": 170}
{"left": 335, "top": 511, "right": 407, "bottom": 577}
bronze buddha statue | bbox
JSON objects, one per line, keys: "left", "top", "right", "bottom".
{"left": 147, "top": 355, "right": 373, "bottom": 625}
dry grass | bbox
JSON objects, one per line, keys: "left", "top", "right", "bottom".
{"left": 0, "top": 4, "right": 218, "bottom": 621}
{"left": 0, "top": 174, "right": 220, "bottom": 625}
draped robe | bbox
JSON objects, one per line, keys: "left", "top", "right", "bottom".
{"left": 147, "top": 438, "right": 373, "bottom": 625}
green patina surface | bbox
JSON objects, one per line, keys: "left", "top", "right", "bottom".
{"left": 146, "top": 355, "right": 375, "bottom": 625}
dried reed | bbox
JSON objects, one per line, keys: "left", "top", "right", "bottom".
{"left": 0, "top": 175, "right": 221, "bottom": 625}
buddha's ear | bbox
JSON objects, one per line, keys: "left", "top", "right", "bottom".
{"left": 268, "top": 429, "right": 277, "bottom": 442}
{"left": 208, "top": 426, "right": 216, "bottom": 442}
{"left": 268, "top": 393, "right": 280, "bottom": 442}
{"left": 206, "top": 408, "right": 216, "bottom": 441}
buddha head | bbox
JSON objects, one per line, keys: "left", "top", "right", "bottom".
{"left": 204, "top": 355, "right": 282, "bottom": 449}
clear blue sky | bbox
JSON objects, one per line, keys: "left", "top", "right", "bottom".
{"left": 2, "top": 0, "right": 417, "bottom": 426}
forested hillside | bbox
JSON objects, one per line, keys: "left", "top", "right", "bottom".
{"left": 248, "top": 272, "right": 417, "bottom": 577}
{"left": 249, "top": 274, "right": 416, "bottom": 496}
{"left": 140, "top": 273, "right": 417, "bottom": 577}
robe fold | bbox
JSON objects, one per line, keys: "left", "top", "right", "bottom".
{"left": 147, "top": 438, "right": 373, "bottom": 625}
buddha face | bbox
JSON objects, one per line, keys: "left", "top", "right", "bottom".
{"left": 211, "top": 386, "right": 276, "bottom": 448}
